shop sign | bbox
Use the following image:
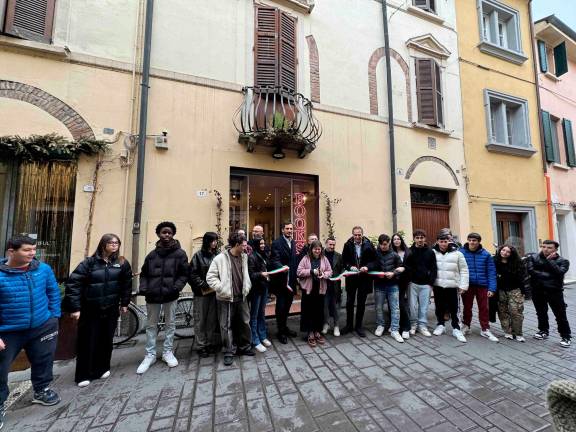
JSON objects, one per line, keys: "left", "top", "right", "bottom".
{"left": 293, "top": 192, "right": 306, "bottom": 253}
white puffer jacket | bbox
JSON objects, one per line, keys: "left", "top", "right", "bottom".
{"left": 206, "top": 251, "right": 251, "bottom": 302}
{"left": 433, "top": 245, "right": 469, "bottom": 290}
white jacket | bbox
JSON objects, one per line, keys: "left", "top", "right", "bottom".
{"left": 206, "top": 251, "right": 251, "bottom": 302}
{"left": 433, "top": 247, "right": 469, "bottom": 290}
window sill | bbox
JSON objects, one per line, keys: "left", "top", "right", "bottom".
{"left": 543, "top": 72, "right": 561, "bottom": 82}
{"left": 552, "top": 163, "right": 571, "bottom": 171}
{"left": 412, "top": 122, "right": 452, "bottom": 136}
{"left": 485, "top": 142, "right": 536, "bottom": 157}
{"left": 267, "top": 0, "right": 314, "bottom": 13}
{"left": 406, "top": 6, "right": 445, "bottom": 25}
{"left": 0, "top": 35, "right": 68, "bottom": 57}
{"left": 477, "top": 41, "right": 528, "bottom": 65}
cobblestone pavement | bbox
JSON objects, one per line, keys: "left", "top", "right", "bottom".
{"left": 5, "top": 287, "right": 576, "bottom": 432}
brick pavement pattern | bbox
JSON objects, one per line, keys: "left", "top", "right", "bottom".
{"left": 5, "top": 288, "right": 576, "bottom": 431}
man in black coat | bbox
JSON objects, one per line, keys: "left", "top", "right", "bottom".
{"left": 270, "top": 222, "right": 298, "bottom": 344}
{"left": 341, "top": 226, "right": 376, "bottom": 337}
{"left": 526, "top": 240, "right": 571, "bottom": 347}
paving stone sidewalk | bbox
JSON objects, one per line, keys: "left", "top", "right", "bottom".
{"left": 5, "top": 287, "right": 576, "bottom": 432}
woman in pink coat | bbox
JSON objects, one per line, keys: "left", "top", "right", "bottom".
{"left": 297, "top": 240, "right": 333, "bottom": 347}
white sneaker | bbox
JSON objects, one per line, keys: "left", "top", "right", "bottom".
{"left": 391, "top": 331, "right": 404, "bottom": 343}
{"left": 401, "top": 331, "right": 410, "bottom": 340}
{"left": 461, "top": 324, "right": 471, "bottom": 335}
{"left": 162, "top": 351, "right": 178, "bottom": 368}
{"left": 262, "top": 339, "right": 272, "bottom": 347}
{"left": 419, "top": 327, "right": 432, "bottom": 337}
{"left": 480, "top": 329, "right": 499, "bottom": 342}
{"left": 322, "top": 324, "right": 330, "bottom": 335}
{"left": 255, "top": 343, "right": 267, "bottom": 353}
{"left": 504, "top": 333, "right": 513, "bottom": 340}
{"left": 375, "top": 326, "right": 385, "bottom": 337}
{"left": 516, "top": 336, "right": 526, "bottom": 343}
{"left": 453, "top": 329, "right": 467, "bottom": 343}
{"left": 409, "top": 326, "right": 417, "bottom": 336}
{"left": 77, "top": 380, "right": 90, "bottom": 388}
{"left": 433, "top": 325, "right": 445, "bottom": 336}
{"left": 333, "top": 326, "right": 341, "bottom": 337}
{"left": 100, "top": 371, "right": 111, "bottom": 379}
{"left": 136, "top": 354, "right": 157, "bottom": 374}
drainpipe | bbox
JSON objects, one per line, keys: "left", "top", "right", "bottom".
{"left": 132, "top": 0, "right": 154, "bottom": 277}
{"left": 381, "top": 0, "right": 398, "bottom": 232}
{"left": 528, "top": 0, "right": 554, "bottom": 240}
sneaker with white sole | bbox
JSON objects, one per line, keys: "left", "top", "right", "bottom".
{"left": 391, "top": 331, "right": 404, "bottom": 343}
{"left": 137, "top": 354, "right": 157, "bottom": 374}
{"left": 375, "top": 326, "right": 385, "bottom": 337}
{"left": 162, "top": 351, "right": 178, "bottom": 368}
{"left": 262, "top": 339, "right": 272, "bottom": 347}
{"left": 419, "top": 327, "right": 432, "bottom": 337}
{"left": 100, "top": 371, "right": 111, "bottom": 379}
{"left": 504, "top": 333, "right": 513, "bottom": 340}
{"left": 533, "top": 330, "right": 549, "bottom": 340}
{"left": 333, "top": 326, "right": 340, "bottom": 337}
{"left": 515, "top": 336, "right": 526, "bottom": 343}
{"left": 77, "top": 380, "right": 90, "bottom": 388}
{"left": 409, "top": 326, "right": 417, "bottom": 336}
{"left": 401, "top": 331, "right": 410, "bottom": 340}
{"left": 255, "top": 343, "right": 267, "bottom": 353}
{"left": 322, "top": 324, "right": 330, "bottom": 335}
{"left": 480, "top": 329, "right": 499, "bottom": 342}
{"left": 31, "top": 388, "right": 60, "bottom": 406}
{"left": 461, "top": 324, "right": 471, "bottom": 335}
{"left": 453, "top": 329, "right": 467, "bottom": 343}
{"left": 560, "top": 338, "right": 571, "bottom": 348}
{"left": 433, "top": 325, "right": 445, "bottom": 336}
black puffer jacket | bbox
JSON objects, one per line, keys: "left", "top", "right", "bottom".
{"left": 526, "top": 252, "right": 570, "bottom": 291}
{"left": 495, "top": 259, "right": 530, "bottom": 296}
{"left": 404, "top": 244, "right": 437, "bottom": 285}
{"left": 139, "top": 240, "right": 189, "bottom": 304}
{"left": 368, "top": 248, "right": 403, "bottom": 287}
{"left": 64, "top": 255, "right": 133, "bottom": 312}
{"left": 189, "top": 249, "right": 218, "bottom": 297}
{"left": 248, "top": 249, "right": 270, "bottom": 297}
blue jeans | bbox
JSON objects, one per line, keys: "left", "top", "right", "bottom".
{"left": 374, "top": 285, "right": 400, "bottom": 331}
{"left": 250, "top": 289, "right": 268, "bottom": 345}
{"left": 145, "top": 300, "right": 177, "bottom": 356}
{"left": 409, "top": 283, "right": 432, "bottom": 329}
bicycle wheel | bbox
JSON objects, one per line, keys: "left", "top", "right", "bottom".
{"left": 175, "top": 297, "right": 195, "bottom": 338}
{"left": 113, "top": 306, "right": 139, "bottom": 345}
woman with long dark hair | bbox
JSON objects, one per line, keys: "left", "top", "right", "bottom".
{"left": 64, "top": 234, "right": 133, "bottom": 387}
{"left": 189, "top": 232, "right": 220, "bottom": 357}
{"left": 248, "top": 238, "right": 272, "bottom": 353}
{"left": 494, "top": 244, "right": 530, "bottom": 342}
{"left": 391, "top": 232, "right": 412, "bottom": 339}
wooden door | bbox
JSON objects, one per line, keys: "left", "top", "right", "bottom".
{"left": 496, "top": 212, "right": 524, "bottom": 254}
{"left": 411, "top": 203, "right": 450, "bottom": 241}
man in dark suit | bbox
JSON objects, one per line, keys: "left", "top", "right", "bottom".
{"left": 270, "top": 222, "right": 298, "bottom": 344}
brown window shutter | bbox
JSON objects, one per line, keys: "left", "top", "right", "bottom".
{"left": 416, "top": 58, "right": 438, "bottom": 126}
{"left": 255, "top": 5, "right": 279, "bottom": 87}
{"left": 434, "top": 61, "right": 443, "bottom": 127}
{"left": 4, "top": 0, "right": 56, "bottom": 43}
{"left": 278, "top": 11, "right": 297, "bottom": 92}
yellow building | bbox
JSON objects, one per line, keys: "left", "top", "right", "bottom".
{"left": 455, "top": 0, "right": 548, "bottom": 253}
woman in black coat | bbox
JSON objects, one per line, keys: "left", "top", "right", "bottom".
{"left": 248, "top": 238, "right": 272, "bottom": 352}
{"left": 64, "top": 233, "right": 132, "bottom": 387}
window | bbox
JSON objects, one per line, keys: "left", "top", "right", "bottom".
{"left": 537, "top": 40, "right": 569, "bottom": 77}
{"left": 484, "top": 90, "right": 533, "bottom": 156}
{"left": 478, "top": 0, "right": 527, "bottom": 64}
{"left": 413, "top": 0, "right": 436, "bottom": 14}
{"left": 542, "top": 112, "right": 576, "bottom": 167}
{"left": 254, "top": 5, "right": 297, "bottom": 92}
{"left": 415, "top": 58, "right": 443, "bottom": 128}
{"left": 492, "top": 205, "right": 538, "bottom": 254}
{"left": 1, "top": 0, "right": 56, "bottom": 44}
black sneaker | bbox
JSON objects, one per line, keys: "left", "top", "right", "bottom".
{"left": 198, "top": 348, "right": 210, "bottom": 358}
{"left": 223, "top": 355, "right": 234, "bottom": 366}
{"left": 355, "top": 328, "right": 366, "bottom": 338}
{"left": 31, "top": 388, "right": 60, "bottom": 406}
{"left": 285, "top": 328, "right": 298, "bottom": 337}
{"left": 533, "top": 331, "right": 549, "bottom": 340}
{"left": 560, "top": 338, "right": 571, "bottom": 348}
{"left": 0, "top": 402, "right": 5, "bottom": 430}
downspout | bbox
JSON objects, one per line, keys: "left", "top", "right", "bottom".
{"left": 528, "top": 0, "right": 554, "bottom": 240}
{"left": 131, "top": 0, "right": 154, "bottom": 277}
{"left": 381, "top": 0, "right": 398, "bottom": 233}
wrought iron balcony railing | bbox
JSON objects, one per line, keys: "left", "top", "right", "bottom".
{"left": 234, "top": 86, "right": 322, "bottom": 159}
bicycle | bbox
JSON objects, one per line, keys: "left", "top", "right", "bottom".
{"left": 113, "top": 296, "right": 194, "bottom": 345}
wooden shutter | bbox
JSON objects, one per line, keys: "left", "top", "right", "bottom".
{"left": 563, "top": 119, "right": 576, "bottom": 167}
{"left": 278, "top": 11, "right": 297, "bottom": 92}
{"left": 4, "top": 0, "right": 56, "bottom": 44}
{"left": 255, "top": 6, "right": 279, "bottom": 87}
{"left": 541, "top": 110, "right": 558, "bottom": 163}
{"left": 416, "top": 58, "right": 439, "bottom": 126}
{"left": 434, "top": 61, "right": 443, "bottom": 127}
{"left": 554, "top": 42, "right": 568, "bottom": 77}
{"left": 413, "top": 0, "right": 434, "bottom": 12}
{"left": 537, "top": 40, "right": 548, "bottom": 74}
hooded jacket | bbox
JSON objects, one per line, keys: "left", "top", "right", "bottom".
{"left": 433, "top": 244, "right": 469, "bottom": 290}
{"left": 206, "top": 250, "right": 251, "bottom": 301}
{"left": 526, "top": 252, "right": 570, "bottom": 291}
{"left": 189, "top": 249, "right": 218, "bottom": 297}
{"left": 139, "top": 240, "right": 189, "bottom": 304}
{"left": 460, "top": 244, "right": 497, "bottom": 292}
{"left": 368, "top": 248, "right": 403, "bottom": 288}
{"left": 404, "top": 244, "right": 437, "bottom": 285}
{"left": 0, "top": 258, "right": 61, "bottom": 332}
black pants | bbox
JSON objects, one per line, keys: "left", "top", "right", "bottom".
{"left": 532, "top": 289, "right": 571, "bottom": 339}
{"left": 0, "top": 317, "right": 58, "bottom": 405}
{"left": 300, "top": 285, "right": 325, "bottom": 333}
{"left": 346, "top": 279, "right": 372, "bottom": 330}
{"left": 275, "top": 288, "right": 294, "bottom": 335}
{"left": 75, "top": 306, "right": 119, "bottom": 383}
{"left": 433, "top": 286, "right": 460, "bottom": 330}
{"left": 398, "top": 284, "right": 411, "bottom": 331}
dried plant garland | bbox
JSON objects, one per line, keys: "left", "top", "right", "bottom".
{"left": 321, "top": 192, "right": 341, "bottom": 240}
{"left": 0, "top": 133, "right": 109, "bottom": 161}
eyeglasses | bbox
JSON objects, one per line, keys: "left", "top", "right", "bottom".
{"left": 107, "top": 241, "right": 120, "bottom": 245}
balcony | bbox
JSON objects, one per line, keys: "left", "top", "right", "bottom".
{"left": 234, "top": 86, "right": 322, "bottom": 159}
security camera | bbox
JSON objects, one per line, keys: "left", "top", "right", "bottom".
{"left": 162, "top": 129, "right": 168, "bottom": 137}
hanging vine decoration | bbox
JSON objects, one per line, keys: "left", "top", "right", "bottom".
{"left": 212, "top": 189, "right": 224, "bottom": 249}
{"left": 0, "top": 133, "right": 110, "bottom": 161}
{"left": 321, "top": 191, "right": 341, "bottom": 239}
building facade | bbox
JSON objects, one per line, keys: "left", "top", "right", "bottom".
{"left": 534, "top": 15, "right": 576, "bottom": 278}
{"left": 0, "top": 0, "right": 468, "bottom": 278}
{"left": 455, "top": 0, "right": 548, "bottom": 254}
